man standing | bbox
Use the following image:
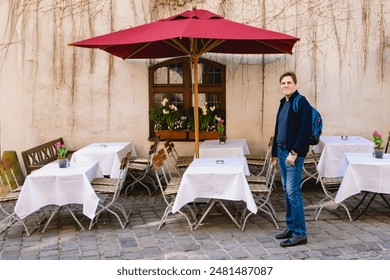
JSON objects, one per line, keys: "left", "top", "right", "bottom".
{"left": 271, "top": 71, "right": 312, "bottom": 247}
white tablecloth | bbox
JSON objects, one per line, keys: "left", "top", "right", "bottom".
{"left": 335, "top": 153, "right": 390, "bottom": 203}
{"left": 315, "top": 136, "right": 374, "bottom": 177}
{"left": 71, "top": 142, "right": 135, "bottom": 178}
{"left": 172, "top": 157, "right": 256, "bottom": 214}
{"left": 15, "top": 161, "right": 103, "bottom": 219}
{"left": 199, "top": 139, "right": 250, "bottom": 158}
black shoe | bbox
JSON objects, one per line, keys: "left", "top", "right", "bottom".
{"left": 280, "top": 236, "right": 307, "bottom": 247}
{"left": 275, "top": 229, "right": 293, "bottom": 239}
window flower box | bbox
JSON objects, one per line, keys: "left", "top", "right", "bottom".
{"left": 155, "top": 130, "right": 187, "bottom": 140}
{"left": 188, "top": 131, "right": 219, "bottom": 140}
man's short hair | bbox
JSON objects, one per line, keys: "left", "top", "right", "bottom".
{"left": 279, "top": 71, "right": 297, "bottom": 84}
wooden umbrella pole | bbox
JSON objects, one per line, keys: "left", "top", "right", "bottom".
{"left": 193, "top": 55, "right": 200, "bottom": 158}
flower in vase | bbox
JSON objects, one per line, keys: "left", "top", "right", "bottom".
{"left": 372, "top": 130, "right": 384, "bottom": 149}
{"left": 55, "top": 142, "right": 68, "bottom": 159}
{"left": 216, "top": 116, "right": 225, "bottom": 135}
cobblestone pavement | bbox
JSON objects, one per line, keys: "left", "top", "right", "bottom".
{"left": 1, "top": 182, "right": 390, "bottom": 260}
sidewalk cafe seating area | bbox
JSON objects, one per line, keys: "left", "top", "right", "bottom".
{"left": 2, "top": 132, "right": 390, "bottom": 237}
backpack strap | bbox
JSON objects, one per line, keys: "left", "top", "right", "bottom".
{"left": 292, "top": 95, "right": 302, "bottom": 112}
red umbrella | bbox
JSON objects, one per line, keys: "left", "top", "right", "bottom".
{"left": 70, "top": 8, "right": 299, "bottom": 157}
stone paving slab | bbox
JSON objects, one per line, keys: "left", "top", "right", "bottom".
{"left": 1, "top": 182, "right": 390, "bottom": 260}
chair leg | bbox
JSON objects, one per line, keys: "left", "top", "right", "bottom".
{"left": 104, "top": 206, "right": 129, "bottom": 229}
{"left": 157, "top": 203, "right": 194, "bottom": 231}
{"left": 314, "top": 196, "right": 352, "bottom": 222}
{"left": 300, "top": 166, "right": 317, "bottom": 188}
{"left": 125, "top": 171, "right": 153, "bottom": 196}
{"left": 14, "top": 214, "right": 39, "bottom": 237}
{"left": 157, "top": 205, "right": 171, "bottom": 230}
{"left": 111, "top": 201, "right": 132, "bottom": 228}
{"left": 185, "top": 204, "right": 197, "bottom": 224}
{"left": 89, "top": 198, "right": 131, "bottom": 230}
{"left": 241, "top": 211, "right": 253, "bottom": 231}
{"left": 243, "top": 204, "right": 279, "bottom": 230}
{"left": 178, "top": 210, "right": 194, "bottom": 230}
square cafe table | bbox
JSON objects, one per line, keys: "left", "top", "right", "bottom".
{"left": 335, "top": 153, "right": 390, "bottom": 219}
{"left": 15, "top": 161, "right": 103, "bottom": 231}
{"left": 199, "top": 139, "right": 250, "bottom": 158}
{"left": 315, "top": 136, "right": 374, "bottom": 178}
{"left": 171, "top": 157, "right": 256, "bottom": 229}
{"left": 71, "top": 142, "right": 135, "bottom": 178}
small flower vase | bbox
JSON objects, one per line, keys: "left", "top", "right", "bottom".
{"left": 373, "top": 148, "right": 384, "bottom": 159}
{"left": 58, "top": 158, "right": 68, "bottom": 168}
{"left": 219, "top": 134, "right": 227, "bottom": 145}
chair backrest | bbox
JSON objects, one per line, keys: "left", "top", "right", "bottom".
{"left": 264, "top": 161, "right": 277, "bottom": 191}
{"left": 264, "top": 143, "right": 273, "bottom": 163}
{"left": 163, "top": 146, "right": 183, "bottom": 175}
{"left": 154, "top": 135, "right": 160, "bottom": 147}
{"left": 21, "top": 137, "right": 65, "bottom": 175}
{"left": 307, "top": 148, "right": 321, "bottom": 173}
{"left": 256, "top": 137, "right": 274, "bottom": 176}
{"left": 308, "top": 148, "right": 341, "bottom": 192}
{"left": 168, "top": 142, "right": 180, "bottom": 160}
{"left": 143, "top": 143, "right": 158, "bottom": 170}
{"left": 268, "top": 136, "right": 274, "bottom": 147}
{"left": 0, "top": 165, "right": 9, "bottom": 197}
{"left": 152, "top": 150, "right": 173, "bottom": 204}
{"left": 123, "top": 149, "right": 132, "bottom": 169}
{"left": 0, "top": 157, "right": 21, "bottom": 193}
{"left": 385, "top": 131, "right": 390, "bottom": 153}
{"left": 159, "top": 150, "right": 175, "bottom": 181}
{"left": 116, "top": 155, "right": 130, "bottom": 194}
{"left": 125, "top": 150, "right": 132, "bottom": 160}
{"left": 164, "top": 139, "right": 172, "bottom": 149}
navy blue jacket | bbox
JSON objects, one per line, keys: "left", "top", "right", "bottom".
{"left": 272, "top": 90, "right": 312, "bottom": 158}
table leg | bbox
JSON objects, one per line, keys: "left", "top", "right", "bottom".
{"left": 194, "top": 200, "right": 217, "bottom": 230}
{"left": 354, "top": 193, "right": 377, "bottom": 220}
{"left": 379, "top": 194, "right": 390, "bottom": 209}
{"left": 41, "top": 206, "right": 61, "bottom": 233}
{"left": 194, "top": 199, "right": 241, "bottom": 230}
{"left": 351, "top": 192, "right": 369, "bottom": 212}
{"left": 218, "top": 200, "right": 242, "bottom": 229}
{"left": 41, "top": 205, "right": 85, "bottom": 233}
{"left": 66, "top": 205, "right": 85, "bottom": 230}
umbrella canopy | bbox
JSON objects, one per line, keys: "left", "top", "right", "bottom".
{"left": 70, "top": 8, "right": 299, "bottom": 157}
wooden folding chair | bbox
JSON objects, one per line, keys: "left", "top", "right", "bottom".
{"left": 89, "top": 154, "right": 132, "bottom": 229}
{"left": 0, "top": 158, "right": 41, "bottom": 236}
{"left": 246, "top": 137, "right": 273, "bottom": 176}
{"left": 125, "top": 143, "right": 159, "bottom": 196}
{"left": 241, "top": 161, "right": 279, "bottom": 230}
{"left": 151, "top": 149, "right": 196, "bottom": 230}
{"left": 310, "top": 150, "right": 352, "bottom": 221}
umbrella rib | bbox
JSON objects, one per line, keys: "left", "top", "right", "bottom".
{"left": 255, "top": 40, "right": 293, "bottom": 54}
{"left": 168, "top": 38, "right": 226, "bottom": 57}
{"left": 167, "top": 39, "right": 191, "bottom": 55}
{"left": 123, "top": 42, "right": 153, "bottom": 59}
{"left": 198, "top": 39, "right": 226, "bottom": 56}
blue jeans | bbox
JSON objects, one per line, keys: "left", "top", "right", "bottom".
{"left": 277, "top": 147, "right": 306, "bottom": 237}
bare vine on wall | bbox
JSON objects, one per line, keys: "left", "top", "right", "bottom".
{"left": 0, "top": 0, "right": 388, "bottom": 144}
{"left": 2, "top": 0, "right": 387, "bottom": 91}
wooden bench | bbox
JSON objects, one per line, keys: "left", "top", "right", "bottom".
{"left": 21, "top": 137, "right": 68, "bottom": 175}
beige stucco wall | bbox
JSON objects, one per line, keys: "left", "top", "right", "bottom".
{"left": 1, "top": 0, "right": 389, "bottom": 174}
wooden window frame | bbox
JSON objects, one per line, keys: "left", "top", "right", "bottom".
{"left": 149, "top": 57, "right": 226, "bottom": 140}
